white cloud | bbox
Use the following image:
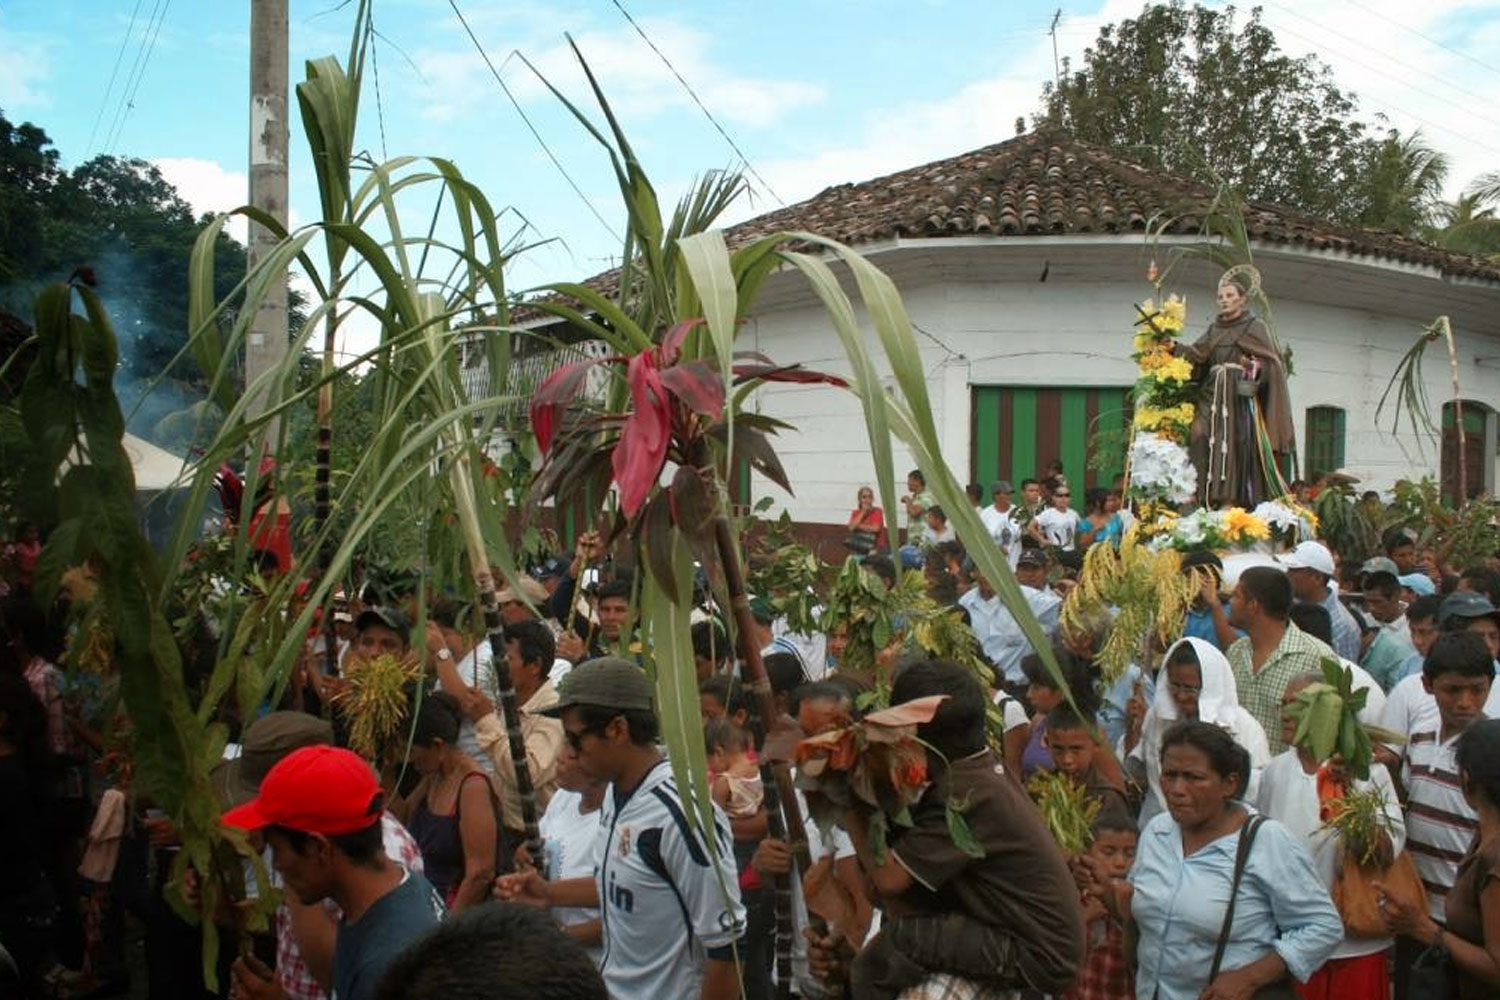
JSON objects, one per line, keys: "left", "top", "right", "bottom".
{"left": 0, "top": 28, "right": 52, "bottom": 111}
{"left": 414, "top": 15, "right": 823, "bottom": 128}
{"left": 152, "top": 156, "right": 313, "bottom": 245}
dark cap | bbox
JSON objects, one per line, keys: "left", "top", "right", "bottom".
{"left": 1439, "top": 591, "right": 1500, "bottom": 628}
{"left": 541, "top": 656, "right": 655, "bottom": 717}
{"left": 1016, "top": 548, "right": 1048, "bottom": 569}
{"left": 990, "top": 480, "right": 1014, "bottom": 494}
{"left": 355, "top": 605, "right": 411, "bottom": 636}
{"left": 214, "top": 711, "right": 335, "bottom": 809}
{"left": 748, "top": 595, "right": 775, "bottom": 625}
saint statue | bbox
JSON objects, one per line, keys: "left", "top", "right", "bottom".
{"left": 1174, "top": 270, "right": 1296, "bottom": 507}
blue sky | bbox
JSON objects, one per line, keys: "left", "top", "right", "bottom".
{"left": 4, "top": 0, "right": 1499, "bottom": 352}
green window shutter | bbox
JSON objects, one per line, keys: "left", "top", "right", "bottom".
{"left": 1304, "top": 406, "right": 1345, "bottom": 480}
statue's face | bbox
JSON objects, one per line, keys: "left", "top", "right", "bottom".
{"left": 1216, "top": 283, "right": 1247, "bottom": 319}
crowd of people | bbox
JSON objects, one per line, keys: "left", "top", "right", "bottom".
{"left": 4, "top": 463, "right": 1500, "bottom": 1000}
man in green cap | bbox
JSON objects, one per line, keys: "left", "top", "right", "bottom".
{"left": 495, "top": 657, "right": 746, "bottom": 1000}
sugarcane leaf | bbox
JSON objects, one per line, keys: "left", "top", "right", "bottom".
{"left": 643, "top": 492, "right": 679, "bottom": 601}
{"left": 946, "top": 802, "right": 985, "bottom": 860}
{"left": 33, "top": 517, "right": 83, "bottom": 606}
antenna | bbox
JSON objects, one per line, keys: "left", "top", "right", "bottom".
{"left": 1049, "top": 9, "right": 1062, "bottom": 90}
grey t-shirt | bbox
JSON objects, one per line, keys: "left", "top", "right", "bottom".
{"left": 333, "top": 869, "right": 445, "bottom": 1000}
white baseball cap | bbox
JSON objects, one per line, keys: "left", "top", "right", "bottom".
{"left": 1279, "top": 540, "right": 1335, "bottom": 577}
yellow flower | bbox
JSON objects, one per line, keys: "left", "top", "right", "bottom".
{"left": 1160, "top": 295, "right": 1187, "bottom": 331}
{"left": 1156, "top": 356, "right": 1193, "bottom": 384}
{"left": 1223, "top": 508, "right": 1271, "bottom": 542}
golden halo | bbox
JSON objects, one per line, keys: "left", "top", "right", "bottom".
{"left": 1218, "top": 264, "right": 1263, "bottom": 298}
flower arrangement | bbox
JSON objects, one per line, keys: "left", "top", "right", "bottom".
{"left": 1131, "top": 294, "right": 1195, "bottom": 446}
{"left": 794, "top": 695, "right": 982, "bottom": 861}
{"left": 1127, "top": 286, "right": 1198, "bottom": 521}
{"left": 1251, "top": 498, "right": 1320, "bottom": 548}
{"left": 1144, "top": 507, "right": 1272, "bottom": 553}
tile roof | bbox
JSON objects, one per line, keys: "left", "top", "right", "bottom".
{"left": 515, "top": 130, "right": 1500, "bottom": 319}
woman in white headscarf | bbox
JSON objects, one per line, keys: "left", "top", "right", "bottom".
{"left": 1128, "top": 636, "right": 1272, "bottom": 827}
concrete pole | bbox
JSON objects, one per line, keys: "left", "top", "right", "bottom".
{"left": 247, "top": 0, "right": 289, "bottom": 437}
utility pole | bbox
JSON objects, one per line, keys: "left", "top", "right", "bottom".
{"left": 247, "top": 0, "right": 289, "bottom": 438}
{"left": 1050, "top": 9, "right": 1063, "bottom": 92}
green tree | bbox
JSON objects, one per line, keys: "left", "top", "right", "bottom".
{"left": 1354, "top": 129, "right": 1448, "bottom": 235}
{"left": 0, "top": 110, "right": 61, "bottom": 280}
{"left": 1035, "top": 1, "right": 1380, "bottom": 223}
{"left": 1433, "top": 180, "right": 1500, "bottom": 258}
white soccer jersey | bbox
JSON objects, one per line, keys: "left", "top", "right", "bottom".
{"left": 595, "top": 759, "right": 746, "bottom": 1000}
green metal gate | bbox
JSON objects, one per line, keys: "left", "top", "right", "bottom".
{"left": 970, "top": 385, "right": 1133, "bottom": 493}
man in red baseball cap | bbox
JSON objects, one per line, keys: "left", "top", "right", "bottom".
{"left": 223, "top": 745, "right": 443, "bottom": 1000}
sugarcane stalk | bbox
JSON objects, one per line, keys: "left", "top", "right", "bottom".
{"left": 711, "top": 512, "right": 836, "bottom": 1000}
{"left": 448, "top": 434, "right": 542, "bottom": 856}
{"left": 1437, "top": 318, "right": 1467, "bottom": 504}
{"left": 316, "top": 341, "right": 337, "bottom": 680}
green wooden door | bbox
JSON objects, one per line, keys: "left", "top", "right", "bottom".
{"left": 970, "top": 385, "right": 1133, "bottom": 492}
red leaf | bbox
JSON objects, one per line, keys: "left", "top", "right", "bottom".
{"left": 611, "top": 353, "right": 671, "bottom": 518}
{"left": 529, "top": 356, "right": 616, "bottom": 454}
{"left": 731, "top": 362, "right": 849, "bottom": 388}
{"left": 863, "top": 695, "right": 950, "bottom": 728}
{"left": 659, "top": 319, "right": 704, "bottom": 366}
{"left": 659, "top": 360, "right": 725, "bottom": 420}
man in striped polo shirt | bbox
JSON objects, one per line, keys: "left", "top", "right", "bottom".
{"left": 1396, "top": 632, "right": 1494, "bottom": 993}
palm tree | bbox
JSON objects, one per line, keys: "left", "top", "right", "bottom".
{"left": 1356, "top": 129, "right": 1449, "bottom": 235}
{"left": 1433, "top": 183, "right": 1500, "bottom": 259}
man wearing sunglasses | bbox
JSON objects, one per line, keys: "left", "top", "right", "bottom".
{"left": 495, "top": 657, "right": 746, "bottom": 1000}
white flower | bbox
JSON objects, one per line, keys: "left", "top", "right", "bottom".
{"left": 1127, "top": 433, "right": 1197, "bottom": 505}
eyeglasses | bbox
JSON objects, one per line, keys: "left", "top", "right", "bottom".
{"left": 1167, "top": 681, "right": 1202, "bottom": 697}
{"left": 1055, "top": 492, "right": 1071, "bottom": 498}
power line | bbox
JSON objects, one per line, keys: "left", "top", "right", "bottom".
{"left": 84, "top": 0, "right": 145, "bottom": 157}
{"left": 1249, "top": 5, "right": 1500, "bottom": 159}
{"left": 608, "top": 0, "right": 786, "bottom": 207}
{"left": 1340, "top": 0, "right": 1500, "bottom": 79}
{"left": 100, "top": 0, "right": 164, "bottom": 157}
{"left": 105, "top": 0, "right": 172, "bottom": 156}
{"left": 367, "top": 15, "right": 389, "bottom": 161}
{"left": 1257, "top": 0, "right": 1500, "bottom": 136}
{"left": 446, "top": 0, "right": 620, "bottom": 243}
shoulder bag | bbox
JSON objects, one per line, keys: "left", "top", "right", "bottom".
{"left": 1207, "top": 815, "right": 1297, "bottom": 1000}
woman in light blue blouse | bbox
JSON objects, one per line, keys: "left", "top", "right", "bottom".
{"left": 1087, "top": 721, "right": 1341, "bottom": 1000}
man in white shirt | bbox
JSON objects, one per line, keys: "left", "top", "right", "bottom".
{"left": 958, "top": 551, "right": 1061, "bottom": 687}
{"left": 978, "top": 480, "right": 1022, "bottom": 569}
{"left": 497, "top": 658, "right": 746, "bottom": 1000}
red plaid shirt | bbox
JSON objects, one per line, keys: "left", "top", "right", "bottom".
{"left": 1060, "top": 918, "right": 1133, "bottom": 1000}
{"left": 275, "top": 813, "right": 427, "bottom": 1000}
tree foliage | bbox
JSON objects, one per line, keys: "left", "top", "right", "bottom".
{"left": 1355, "top": 129, "right": 1449, "bottom": 234}
{"left": 1034, "top": 2, "right": 1386, "bottom": 225}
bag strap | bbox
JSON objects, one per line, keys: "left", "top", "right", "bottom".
{"left": 1209, "top": 814, "right": 1265, "bottom": 981}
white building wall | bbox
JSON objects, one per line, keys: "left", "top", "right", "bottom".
{"left": 736, "top": 244, "right": 1500, "bottom": 527}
